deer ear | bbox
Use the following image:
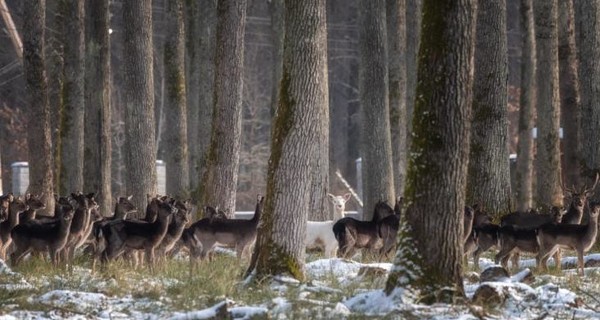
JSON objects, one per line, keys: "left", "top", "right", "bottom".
{"left": 327, "top": 193, "right": 335, "bottom": 200}
{"left": 343, "top": 193, "right": 351, "bottom": 202}
{"left": 127, "top": 195, "right": 133, "bottom": 201}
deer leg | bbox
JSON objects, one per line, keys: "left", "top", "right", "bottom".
{"left": 510, "top": 252, "right": 520, "bottom": 271}
{"left": 472, "top": 247, "right": 484, "bottom": 270}
{"left": 578, "top": 250, "right": 585, "bottom": 276}
{"left": 552, "top": 249, "right": 562, "bottom": 270}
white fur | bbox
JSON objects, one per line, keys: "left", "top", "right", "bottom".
{"left": 305, "top": 193, "right": 351, "bottom": 257}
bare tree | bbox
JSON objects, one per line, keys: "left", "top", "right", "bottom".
{"left": 185, "top": 0, "right": 200, "bottom": 191}
{"left": 559, "top": 0, "right": 580, "bottom": 189}
{"left": 574, "top": 0, "right": 600, "bottom": 196}
{"left": 269, "top": 0, "right": 284, "bottom": 118}
{"left": 405, "top": 0, "right": 422, "bottom": 138}
{"left": 23, "top": 0, "right": 55, "bottom": 215}
{"left": 163, "top": 0, "right": 189, "bottom": 198}
{"left": 247, "top": 0, "right": 327, "bottom": 281}
{"left": 515, "top": 0, "right": 536, "bottom": 212}
{"left": 386, "top": 0, "right": 476, "bottom": 302}
{"left": 467, "top": 0, "right": 511, "bottom": 216}
{"left": 199, "top": 0, "right": 247, "bottom": 216}
{"left": 387, "top": 0, "right": 408, "bottom": 196}
{"left": 123, "top": 0, "right": 157, "bottom": 213}
{"left": 534, "top": 0, "right": 562, "bottom": 209}
{"left": 359, "top": 0, "right": 395, "bottom": 217}
{"left": 58, "top": 0, "right": 85, "bottom": 195}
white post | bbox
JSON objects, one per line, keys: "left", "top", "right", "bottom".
{"left": 355, "top": 157, "right": 363, "bottom": 217}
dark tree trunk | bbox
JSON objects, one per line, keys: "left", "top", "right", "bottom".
{"left": 466, "top": 0, "right": 511, "bottom": 217}
{"left": 386, "top": 0, "right": 476, "bottom": 303}
{"left": 534, "top": 0, "right": 562, "bottom": 209}
{"left": 123, "top": 0, "right": 157, "bottom": 214}
{"left": 515, "top": 0, "right": 536, "bottom": 212}
{"left": 574, "top": 0, "right": 600, "bottom": 197}
{"left": 405, "top": 0, "right": 422, "bottom": 140}
{"left": 59, "top": 0, "right": 85, "bottom": 195}
{"left": 164, "top": 0, "right": 189, "bottom": 198}
{"left": 199, "top": 0, "right": 246, "bottom": 216}
{"left": 387, "top": 0, "right": 408, "bottom": 196}
{"left": 247, "top": 0, "right": 327, "bottom": 281}
{"left": 559, "top": 0, "right": 581, "bottom": 190}
{"left": 23, "top": 0, "right": 55, "bottom": 215}
{"left": 185, "top": 0, "right": 200, "bottom": 192}
{"left": 269, "top": 0, "right": 284, "bottom": 118}
{"left": 359, "top": 0, "right": 395, "bottom": 217}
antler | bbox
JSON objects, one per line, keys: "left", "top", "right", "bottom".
{"left": 583, "top": 173, "right": 600, "bottom": 196}
{"left": 560, "top": 172, "right": 575, "bottom": 196}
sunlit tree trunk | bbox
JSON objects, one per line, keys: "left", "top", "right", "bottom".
{"left": 164, "top": 0, "right": 189, "bottom": 198}
{"left": 534, "top": 0, "right": 562, "bottom": 209}
{"left": 359, "top": 0, "right": 395, "bottom": 217}
{"left": 23, "top": 0, "right": 55, "bottom": 215}
{"left": 574, "top": 0, "right": 600, "bottom": 198}
{"left": 386, "top": 0, "right": 476, "bottom": 303}
{"left": 123, "top": 0, "right": 157, "bottom": 214}
{"left": 247, "top": 0, "right": 327, "bottom": 281}
{"left": 466, "top": 0, "right": 511, "bottom": 217}
{"left": 515, "top": 0, "right": 536, "bottom": 212}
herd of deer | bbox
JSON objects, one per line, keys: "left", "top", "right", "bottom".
{"left": 0, "top": 179, "right": 598, "bottom": 276}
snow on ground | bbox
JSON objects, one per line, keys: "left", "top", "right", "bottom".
{"left": 2, "top": 256, "right": 600, "bottom": 319}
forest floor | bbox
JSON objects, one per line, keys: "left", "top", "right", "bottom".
{"left": 0, "top": 249, "right": 599, "bottom": 319}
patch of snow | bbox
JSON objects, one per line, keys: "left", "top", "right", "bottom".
{"left": 229, "top": 306, "right": 269, "bottom": 320}
{"left": 168, "top": 300, "right": 230, "bottom": 320}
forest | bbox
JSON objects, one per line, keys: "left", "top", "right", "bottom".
{"left": 0, "top": 0, "right": 599, "bottom": 319}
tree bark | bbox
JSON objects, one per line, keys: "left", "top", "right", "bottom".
{"left": 164, "top": 0, "right": 189, "bottom": 198}
{"left": 534, "top": 0, "right": 562, "bottom": 209}
{"left": 269, "top": 0, "right": 284, "bottom": 118}
{"left": 123, "top": 0, "right": 157, "bottom": 214}
{"left": 200, "top": 0, "right": 246, "bottom": 216}
{"left": 84, "top": 0, "right": 111, "bottom": 216}
{"left": 185, "top": 0, "right": 200, "bottom": 192}
{"left": 574, "top": 0, "right": 600, "bottom": 197}
{"left": 387, "top": 0, "right": 408, "bottom": 197}
{"left": 359, "top": 0, "right": 395, "bottom": 218}
{"left": 515, "top": 0, "right": 536, "bottom": 212}
{"left": 405, "top": 0, "right": 422, "bottom": 140}
{"left": 247, "top": 0, "right": 326, "bottom": 281}
{"left": 195, "top": 0, "right": 218, "bottom": 205}
{"left": 558, "top": 0, "right": 580, "bottom": 190}
{"left": 386, "top": 0, "right": 476, "bottom": 303}
{"left": 466, "top": 0, "right": 511, "bottom": 217}
{"left": 23, "top": 0, "right": 55, "bottom": 215}
{"left": 59, "top": 0, "right": 85, "bottom": 195}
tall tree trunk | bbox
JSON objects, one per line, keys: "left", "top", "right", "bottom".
{"left": 466, "top": 0, "right": 511, "bottom": 217}
{"left": 84, "top": 0, "right": 111, "bottom": 217}
{"left": 247, "top": 0, "right": 326, "bottom": 281}
{"left": 574, "top": 0, "right": 600, "bottom": 196}
{"left": 199, "top": 0, "right": 246, "bottom": 216}
{"left": 559, "top": 0, "right": 580, "bottom": 190}
{"left": 164, "top": 0, "right": 189, "bottom": 198}
{"left": 386, "top": 0, "right": 476, "bottom": 303}
{"left": 534, "top": 0, "right": 562, "bottom": 209}
{"left": 59, "top": 0, "right": 85, "bottom": 195}
{"left": 515, "top": 0, "right": 536, "bottom": 212}
{"left": 359, "top": 0, "right": 395, "bottom": 218}
{"left": 23, "top": 0, "right": 55, "bottom": 215}
{"left": 46, "top": 1, "right": 63, "bottom": 192}
{"left": 405, "top": 0, "right": 422, "bottom": 139}
{"left": 387, "top": 0, "right": 408, "bottom": 196}
{"left": 185, "top": 0, "right": 200, "bottom": 192}
{"left": 269, "top": 0, "right": 284, "bottom": 118}
{"left": 123, "top": 0, "right": 157, "bottom": 214}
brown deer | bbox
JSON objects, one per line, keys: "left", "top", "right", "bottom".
{"left": 495, "top": 206, "right": 564, "bottom": 270}
{"left": 0, "top": 193, "right": 14, "bottom": 222}
{"left": 62, "top": 193, "right": 97, "bottom": 263}
{"left": 10, "top": 197, "right": 75, "bottom": 266}
{"left": 183, "top": 195, "right": 264, "bottom": 263}
{"left": 376, "top": 197, "right": 403, "bottom": 258}
{"left": 536, "top": 201, "right": 600, "bottom": 276}
{"left": 19, "top": 194, "right": 47, "bottom": 224}
{"left": 155, "top": 199, "right": 191, "bottom": 263}
{"left": 0, "top": 196, "right": 28, "bottom": 259}
{"left": 99, "top": 199, "right": 176, "bottom": 269}
{"left": 560, "top": 174, "right": 599, "bottom": 224}
{"left": 333, "top": 200, "right": 393, "bottom": 258}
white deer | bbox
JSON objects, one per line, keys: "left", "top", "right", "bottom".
{"left": 305, "top": 193, "right": 351, "bottom": 258}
